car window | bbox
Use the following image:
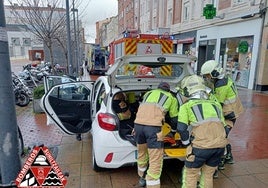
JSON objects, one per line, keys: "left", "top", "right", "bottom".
{"left": 50, "top": 83, "right": 90, "bottom": 101}
{"left": 116, "top": 63, "right": 183, "bottom": 78}
{"left": 47, "top": 76, "right": 75, "bottom": 91}
{"left": 96, "top": 84, "right": 106, "bottom": 111}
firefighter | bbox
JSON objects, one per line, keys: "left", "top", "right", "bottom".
{"left": 177, "top": 75, "right": 228, "bottom": 188}
{"left": 200, "top": 60, "right": 244, "bottom": 171}
{"left": 134, "top": 82, "right": 178, "bottom": 188}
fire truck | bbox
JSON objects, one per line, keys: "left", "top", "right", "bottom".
{"left": 108, "top": 30, "right": 174, "bottom": 66}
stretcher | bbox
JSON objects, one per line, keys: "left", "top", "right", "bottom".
{"left": 162, "top": 123, "right": 186, "bottom": 159}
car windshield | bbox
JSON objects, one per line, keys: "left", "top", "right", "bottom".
{"left": 115, "top": 63, "right": 183, "bottom": 79}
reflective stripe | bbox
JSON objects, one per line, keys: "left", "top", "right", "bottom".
{"left": 142, "top": 91, "right": 152, "bottom": 102}
{"left": 146, "top": 179, "right": 160, "bottom": 186}
{"left": 176, "top": 93, "right": 183, "bottom": 106}
{"left": 138, "top": 166, "right": 147, "bottom": 172}
{"left": 190, "top": 118, "right": 221, "bottom": 126}
{"left": 191, "top": 105, "right": 203, "bottom": 122}
{"left": 158, "top": 94, "right": 168, "bottom": 106}
{"left": 212, "top": 104, "right": 221, "bottom": 119}
{"left": 224, "top": 97, "right": 236, "bottom": 105}
{"left": 143, "top": 91, "right": 169, "bottom": 111}
{"left": 230, "top": 81, "right": 238, "bottom": 95}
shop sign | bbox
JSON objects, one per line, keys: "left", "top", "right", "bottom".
{"left": 238, "top": 41, "right": 249, "bottom": 54}
{"left": 203, "top": 4, "right": 216, "bottom": 19}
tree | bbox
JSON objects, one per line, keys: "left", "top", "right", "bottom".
{"left": 7, "top": 0, "right": 69, "bottom": 73}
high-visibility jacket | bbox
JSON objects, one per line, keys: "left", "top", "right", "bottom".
{"left": 134, "top": 89, "right": 178, "bottom": 129}
{"left": 214, "top": 76, "right": 244, "bottom": 120}
{"left": 177, "top": 98, "right": 228, "bottom": 149}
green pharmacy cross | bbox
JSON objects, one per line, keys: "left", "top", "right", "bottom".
{"left": 203, "top": 4, "right": 216, "bottom": 19}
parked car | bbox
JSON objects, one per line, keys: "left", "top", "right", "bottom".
{"left": 41, "top": 54, "right": 194, "bottom": 171}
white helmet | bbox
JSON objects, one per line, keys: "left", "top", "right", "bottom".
{"left": 201, "top": 60, "right": 223, "bottom": 78}
{"left": 180, "top": 75, "right": 207, "bottom": 98}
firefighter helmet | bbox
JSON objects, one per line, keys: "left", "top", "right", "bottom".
{"left": 180, "top": 75, "right": 206, "bottom": 97}
{"left": 200, "top": 60, "right": 223, "bottom": 78}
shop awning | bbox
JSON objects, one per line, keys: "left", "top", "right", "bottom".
{"left": 177, "top": 37, "right": 195, "bottom": 44}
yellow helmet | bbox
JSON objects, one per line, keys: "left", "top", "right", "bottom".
{"left": 200, "top": 60, "right": 223, "bottom": 78}
{"left": 180, "top": 75, "right": 206, "bottom": 97}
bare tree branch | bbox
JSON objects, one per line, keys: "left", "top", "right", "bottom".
{"left": 7, "top": 0, "right": 69, "bottom": 71}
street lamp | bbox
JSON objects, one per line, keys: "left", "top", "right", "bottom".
{"left": 71, "top": 7, "right": 79, "bottom": 77}
{"left": 65, "top": 0, "right": 73, "bottom": 75}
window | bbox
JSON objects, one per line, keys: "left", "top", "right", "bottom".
{"left": 183, "top": 2, "right": 190, "bottom": 21}
{"left": 152, "top": 16, "right": 157, "bottom": 29}
{"left": 153, "top": 0, "right": 157, "bottom": 9}
{"left": 11, "top": 37, "right": 20, "bottom": 46}
{"left": 167, "top": 8, "right": 173, "bottom": 26}
{"left": 23, "top": 38, "right": 31, "bottom": 46}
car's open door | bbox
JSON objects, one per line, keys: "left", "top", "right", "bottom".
{"left": 41, "top": 81, "right": 94, "bottom": 135}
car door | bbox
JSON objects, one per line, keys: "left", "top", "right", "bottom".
{"left": 42, "top": 81, "right": 94, "bottom": 135}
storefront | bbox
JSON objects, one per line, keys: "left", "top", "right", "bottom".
{"left": 173, "top": 30, "right": 197, "bottom": 70}
{"left": 196, "top": 18, "right": 262, "bottom": 89}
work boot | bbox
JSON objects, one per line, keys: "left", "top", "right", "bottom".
{"left": 138, "top": 177, "right": 146, "bottom": 187}
{"left": 76, "top": 134, "right": 82, "bottom": 141}
{"left": 218, "top": 157, "right": 225, "bottom": 170}
{"left": 213, "top": 170, "right": 219, "bottom": 179}
{"left": 225, "top": 144, "right": 234, "bottom": 164}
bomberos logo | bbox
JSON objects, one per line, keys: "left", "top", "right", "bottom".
{"left": 15, "top": 146, "right": 67, "bottom": 188}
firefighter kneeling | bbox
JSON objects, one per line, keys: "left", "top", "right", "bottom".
{"left": 177, "top": 75, "right": 228, "bottom": 188}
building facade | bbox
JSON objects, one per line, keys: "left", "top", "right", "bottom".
{"left": 98, "top": 0, "right": 267, "bottom": 90}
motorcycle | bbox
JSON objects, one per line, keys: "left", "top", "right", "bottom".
{"left": 12, "top": 72, "right": 33, "bottom": 100}
{"left": 13, "top": 82, "right": 30, "bottom": 107}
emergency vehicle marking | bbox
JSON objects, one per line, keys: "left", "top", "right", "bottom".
{"left": 125, "top": 39, "right": 137, "bottom": 54}
{"left": 145, "top": 46, "right": 152, "bottom": 54}
{"left": 110, "top": 33, "right": 173, "bottom": 75}
{"left": 15, "top": 146, "right": 67, "bottom": 188}
{"left": 160, "top": 65, "right": 172, "bottom": 76}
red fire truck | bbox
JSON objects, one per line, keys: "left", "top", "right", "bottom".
{"left": 108, "top": 30, "right": 174, "bottom": 66}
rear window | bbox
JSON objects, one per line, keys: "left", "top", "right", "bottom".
{"left": 116, "top": 64, "right": 183, "bottom": 78}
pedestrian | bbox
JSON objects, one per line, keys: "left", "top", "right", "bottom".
{"left": 177, "top": 75, "right": 228, "bottom": 188}
{"left": 134, "top": 82, "right": 179, "bottom": 188}
{"left": 200, "top": 60, "right": 244, "bottom": 171}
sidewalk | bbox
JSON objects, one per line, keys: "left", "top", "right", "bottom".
{"left": 12, "top": 60, "right": 268, "bottom": 188}
{"left": 15, "top": 84, "right": 268, "bottom": 188}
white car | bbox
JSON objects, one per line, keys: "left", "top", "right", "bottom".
{"left": 41, "top": 54, "right": 194, "bottom": 171}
